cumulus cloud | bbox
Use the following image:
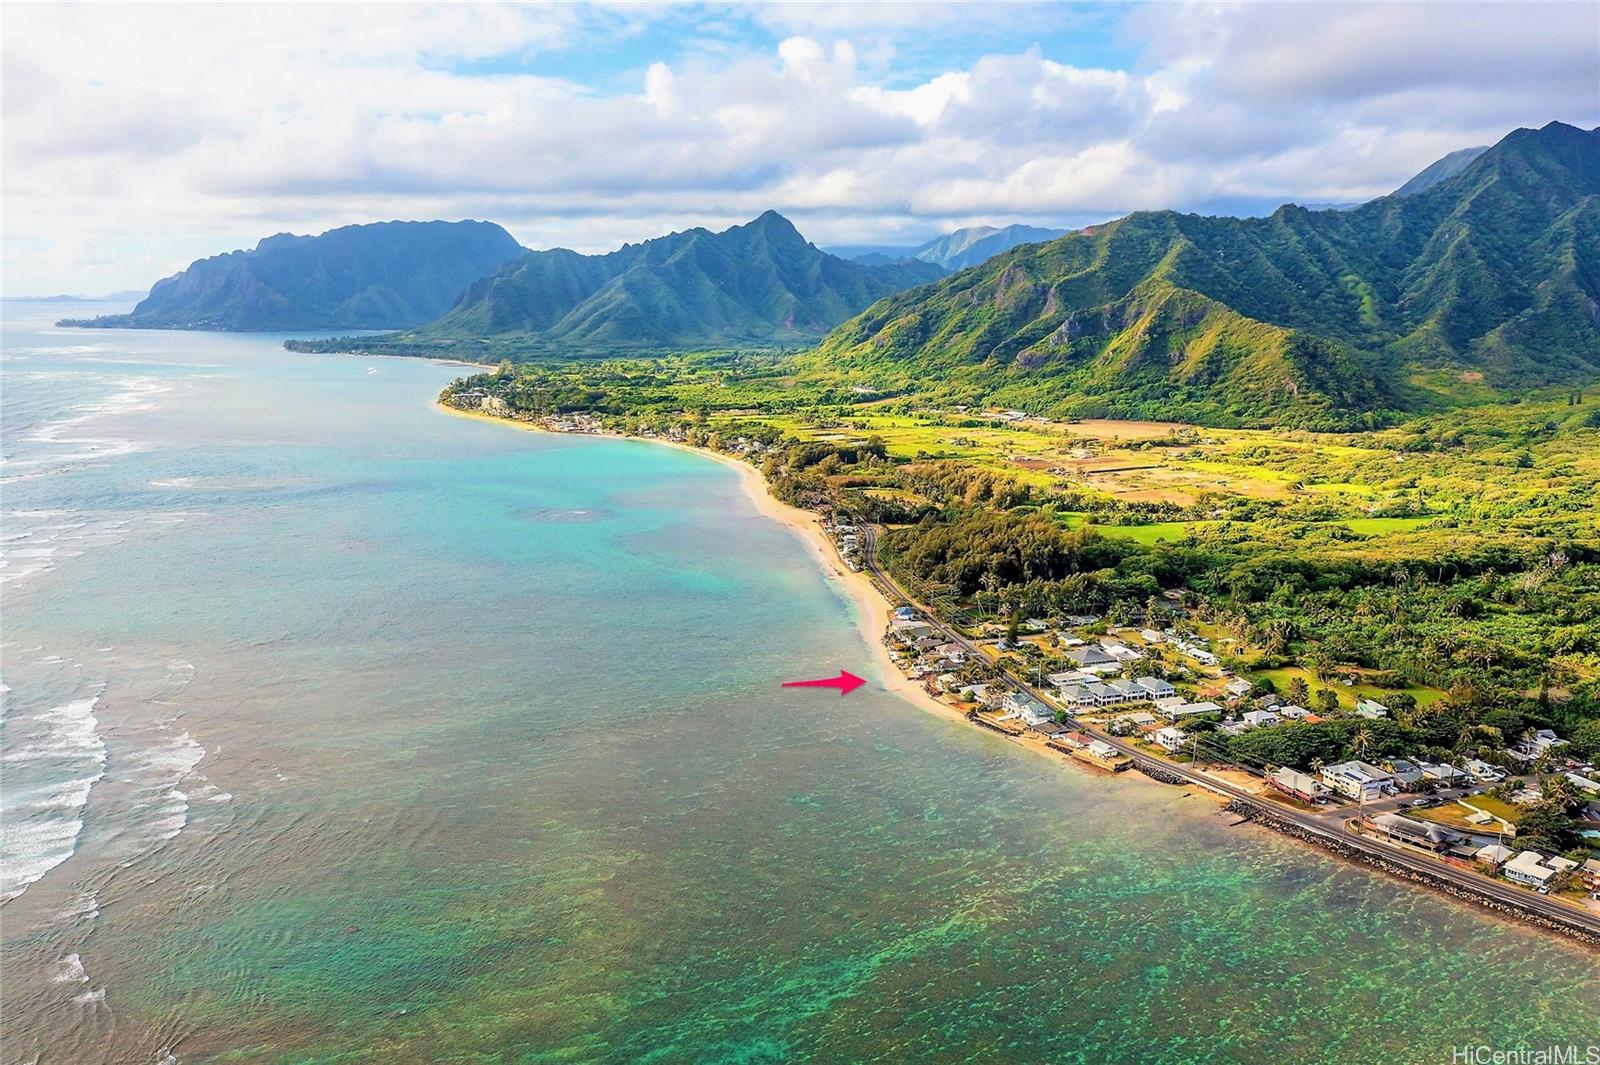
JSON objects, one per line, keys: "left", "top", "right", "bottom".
{"left": 3, "top": 1, "right": 1596, "bottom": 293}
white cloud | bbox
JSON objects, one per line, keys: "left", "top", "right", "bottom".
{"left": 3, "top": 1, "right": 1596, "bottom": 293}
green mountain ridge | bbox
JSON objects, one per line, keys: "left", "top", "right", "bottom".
{"left": 59, "top": 221, "right": 526, "bottom": 331}
{"left": 804, "top": 121, "right": 1600, "bottom": 428}
{"left": 301, "top": 211, "right": 946, "bottom": 357}
{"left": 911, "top": 223, "right": 1070, "bottom": 270}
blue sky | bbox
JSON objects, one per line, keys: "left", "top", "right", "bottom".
{"left": 447, "top": 4, "right": 1139, "bottom": 90}
{"left": 4, "top": 1, "right": 1597, "bottom": 295}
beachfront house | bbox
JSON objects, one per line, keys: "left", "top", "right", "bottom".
{"left": 889, "top": 619, "right": 936, "bottom": 644}
{"left": 1322, "top": 761, "right": 1393, "bottom": 801}
{"left": 1268, "top": 767, "right": 1328, "bottom": 803}
{"left": 1369, "top": 813, "right": 1460, "bottom": 852}
{"left": 1003, "top": 692, "right": 1055, "bottom": 727}
{"left": 1503, "top": 850, "right": 1559, "bottom": 888}
{"left": 893, "top": 605, "right": 918, "bottom": 621}
{"left": 1153, "top": 726, "right": 1188, "bottom": 753}
{"left": 1475, "top": 844, "right": 1515, "bottom": 869}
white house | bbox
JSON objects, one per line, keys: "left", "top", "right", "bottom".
{"left": 1278, "top": 704, "right": 1312, "bottom": 720}
{"left": 1003, "top": 692, "right": 1055, "bottom": 726}
{"left": 1564, "top": 772, "right": 1600, "bottom": 793}
{"left": 1224, "top": 678, "right": 1254, "bottom": 699}
{"left": 1153, "top": 726, "right": 1188, "bottom": 752}
{"left": 1109, "top": 679, "right": 1147, "bottom": 702}
{"left": 1475, "top": 843, "right": 1515, "bottom": 868}
{"left": 1503, "top": 850, "right": 1558, "bottom": 888}
{"left": 1322, "top": 761, "right": 1393, "bottom": 801}
{"left": 1140, "top": 628, "right": 1164, "bottom": 644}
{"left": 1268, "top": 767, "right": 1328, "bottom": 803}
{"left": 1136, "top": 677, "right": 1177, "bottom": 699}
{"left": 1510, "top": 729, "right": 1564, "bottom": 761}
{"left": 1464, "top": 758, "right": 1506, "bottom": 783}
{"left": 1058, "top": 685, "right": 1094, "bottom": 707}
{"left": 1241, "top": 709, "right": 1282, "bottom": 729}
{"left": 1170, "top": 700, "right": 1222, "bottom": 719}
{"left": 1419, "top": 761, "right": 1472, "bottom": 787}
{"left": 1099, "top": 640, "right": 1145, "bottom": 663}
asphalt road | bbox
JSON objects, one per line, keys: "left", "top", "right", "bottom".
{"left": 858, "top": 524, "right": 1600, "bottom": 939}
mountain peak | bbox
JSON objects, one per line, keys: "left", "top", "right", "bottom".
{"left": 60, "top": 220, "right": 525, "bottom": 331}
{"left": 391, "top": 211, "right": 942, "bottom": 354}
{"left": 742, "top": 210, "right": 805, "bottom": 240}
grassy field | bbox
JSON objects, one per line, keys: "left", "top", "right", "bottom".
{"left": 1249, "top": 665, "right": 1448, "bottom": 710}
{"left": 710, "top": 397, "right": 1599, "bottom": 536}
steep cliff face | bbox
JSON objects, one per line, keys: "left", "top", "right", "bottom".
{"left": 60, "top": 221, "right": 526, "bottom": 331}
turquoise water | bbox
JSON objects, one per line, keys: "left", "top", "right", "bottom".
{"left": 2, "top": 302, "right": 1596, "bottom": 1064}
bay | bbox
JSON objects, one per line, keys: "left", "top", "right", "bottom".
{"left": 2, "top": 302, "right": 1595, "bottom": 1064}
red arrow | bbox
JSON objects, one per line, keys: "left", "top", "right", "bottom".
{"left": 782, "top": 670, "right": 866, "bottom": 696}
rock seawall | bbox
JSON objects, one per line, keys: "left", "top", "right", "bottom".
{"left": 1225, "top": 799, "right": 1600, "bottom": 948}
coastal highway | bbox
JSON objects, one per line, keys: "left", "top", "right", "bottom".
{"left": 856, "top": 525, "right": 1600, "bottom": 940}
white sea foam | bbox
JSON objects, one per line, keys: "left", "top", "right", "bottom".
{"left": 53, "top": 953, "right": 89, "bottom": 984}
{"left": 113, "top": 728, "right": 208, "bottom": 860}
{"left": 0, "top": 693, "right": 107, "bottom": 904}
{"left": 1, "top": 373, "right": 166, "bottom": 494}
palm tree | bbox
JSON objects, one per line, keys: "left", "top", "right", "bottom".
{"left": 1351, "top": 727, "right": 1376, "bottom": 762}
{"left": 1542, "top": 775, "right": 1577, "bottom": 812}
{"left": 1310, "top": 757, "right": 1326, "bottom": 778}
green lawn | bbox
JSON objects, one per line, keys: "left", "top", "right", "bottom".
{"left": 1249, "top": 665, "right": 1448, "bottom": 710}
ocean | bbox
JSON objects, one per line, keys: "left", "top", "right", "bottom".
{"left": 2, "top": 301, "right": 1596, "bottom": 1064}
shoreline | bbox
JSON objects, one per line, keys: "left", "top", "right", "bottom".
{"left": 435, "top": 402, "right": 1600, "bottom": 947}
{"left": 435, "top": 402, "right": 967, "bottom": 727}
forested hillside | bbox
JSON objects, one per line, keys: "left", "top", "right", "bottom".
{"left": 808, "top": 122, "right": 1600, "bottom": 428}
{"left": 60, "top": 221, "right": 525, "bottom": 331}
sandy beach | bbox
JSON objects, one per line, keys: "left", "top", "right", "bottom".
{"left": 435, "top": 402, "right": 972, "bottom": 727}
